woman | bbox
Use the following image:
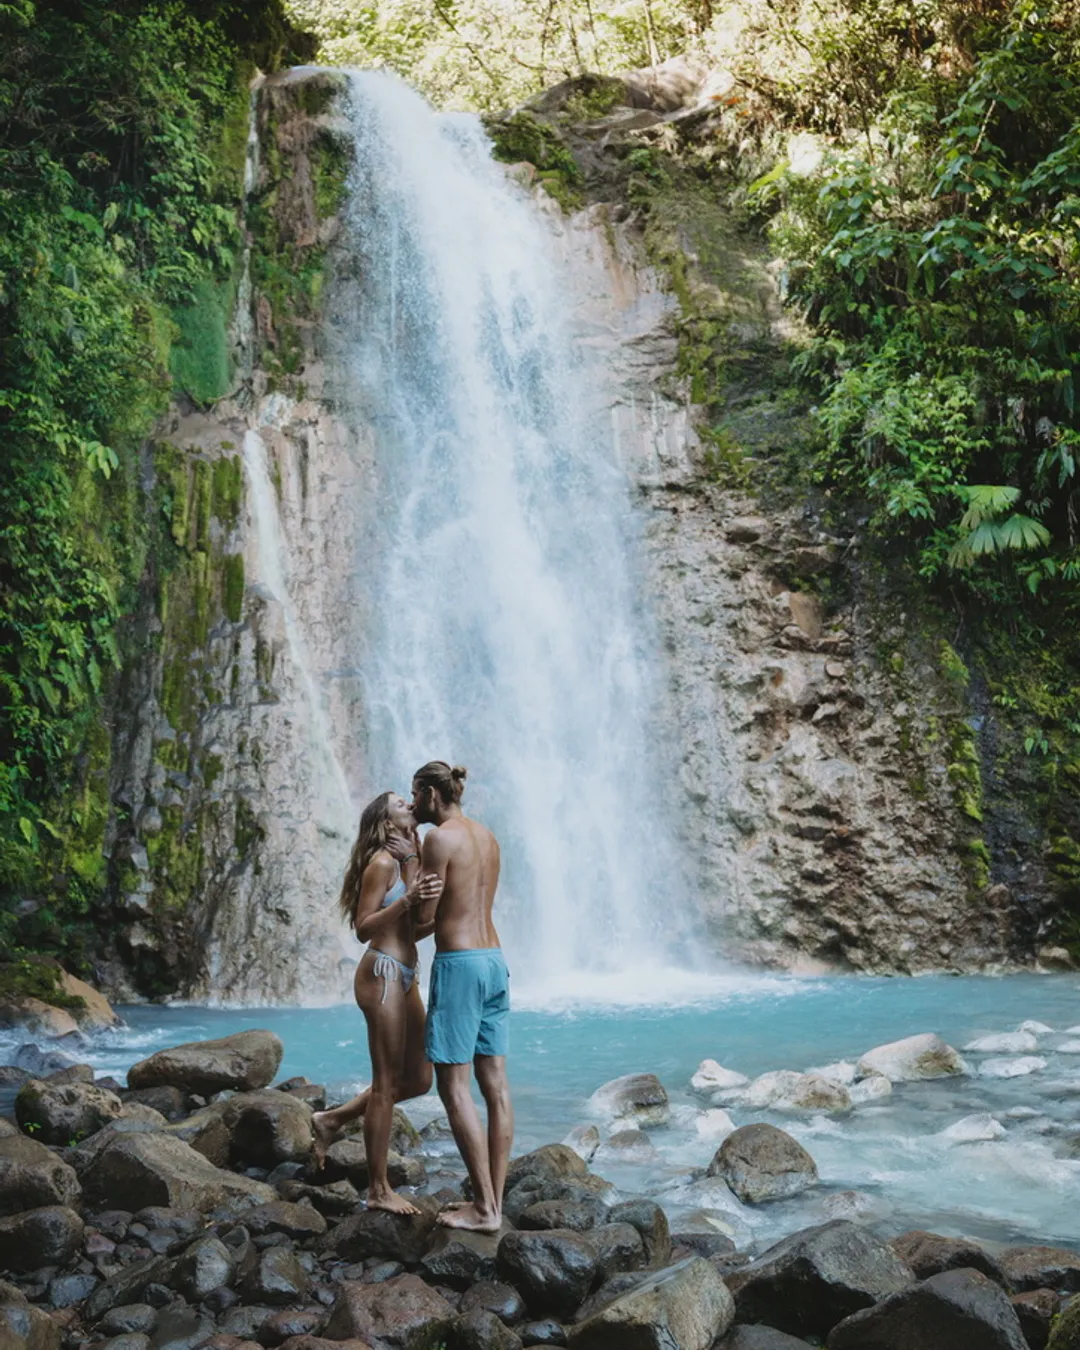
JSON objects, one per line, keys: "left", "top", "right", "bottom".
{"left": 311, "top": 791, "right": 442, "bottom": 1214}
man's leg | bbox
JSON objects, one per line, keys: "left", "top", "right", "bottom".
{"left": 474, "top": 1054, "right": 512, "bottom": 1217}
{"left": 434, "top": 1062, "right": 500, "bottom": 1232}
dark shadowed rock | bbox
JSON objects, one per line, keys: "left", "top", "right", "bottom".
{"left": 888, "top": 1231, "right": 1006, "bottom": 1285}
{"left": 517, "top": 1321, "right": 565, "bottom": 1346}
{"left": 567, "top": 1256, "right": 733, "bottom": 1350}
{"left": 504, "top": 1180, "right": 607, "bottom": 1228}
{"left": 0, "top": 1204, "right": 84, "bottom": 1271}
{"left": 122, "top": 1088, "right": 192, "bottom": 1123}
{"left": 0, "top": 1135, "right": 80, "bottom": 1216}
{"left": 0, "top": 1301, "right": 62, "bottom": 1350}
{"left": 710, "top": 1125, "right": 818, "bottom": 1204}
{"left": 573, "top": 1274, "right": 651, "bottom": 1326}
{"left": 717, "top": 1328, "right": 814, "bottom": 1349}
{"left": 149, "top": 1305, "right": 215, "bottom": 1350}
{"left": 1000, "top": 1246, "right": 1080, "bottom": 1294}
{"left": 323, "top": 1273, "right": 455, "bottom": 1348}
{"left": 170, "top": 1236, "right": 235, "bottom": 1300}
{"left": 586, "top": 1224, "right": 645, "bottom": 1280}
{"left": 1011, "top": 1289, "right": 1059, "bottom": 1350}
{"left": 220, "top": 1307, "right": 275, "bottom": 1340}
{"left": 129, "top": 1033, "right": 283, "bottom": 1097}
{"left": 15, "top": 1079, "right": 123, "bottom": 1145}
{"left": 13, "top": 1044, "right": 82, "bottom": 1078}
{"left": 827, "top": 1267, "right": 1027, "bottom": 1349}
{"left": 82, "top": 1132, "right": 276, "bottom": 1213}
{"left": 163, "top": 1106, "right": 232, "bottom": 1168}
{"left": 338, "top": 1109, "right": 420, "bottom": 1158}
{"left": 504, "top": 1147, "right": 587, "bottom": 1192}
{"left": 47, "top": 1271, "right": 99, "bottom": 1308}
{"left": 451, "top": 1307, "right": 521, "bottom": 1350}
{"left": 518, "top": 1200, "right": 606, "bottom": 1234}
{"left": 420, "top": 1228, "right": 502, "bottom": 1288}
{"left": 255, "top": 1309, "right": 327, "bottom": 1347}
{"left": 243, "top": 1201, "right": 326, "bottom": 1240}
{"left": 317, "top": 1198, "right": 439, "bottom": 1266}
{"left": 276, "top": 1179, "right": 360, "bottom": 1217}
{"left": 1046, "top": 1294, "right": 1080, "bottom": 1348}
{"left": 84, "top": 1256, "right": 170, "bottom": 1321}
{"left": 98, "top": 1306, "right": 158, "bottom": 1336}
{"left": 241, "top": 1248, "right": 310, "bottom": 1306}
{"left": 496, "top": 1230, "right": 598, "bottom": 1319}
{"left": 605, "top": 1200, "right": 669, "bottom": 1267}
{"left": 276, "top": 1338, "right": 372, "bottom": 1350}
{"left": 671, "top": 1231, "right": 736, "bottom": 1260}
{"left": 727, "top": 1221, "right": 913, "bottom": 1339}
{"left": 101, "top": 1337, "right": 152, "bottom": 1350}
{"left": 222, "top": 1094, "right": 313, "bottom": 1169}
{"left": 458, "top": 1282, "right": 526, "bottom": 1325}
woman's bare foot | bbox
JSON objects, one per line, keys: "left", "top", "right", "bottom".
{"left": 437, "top": 1202, "right": 500, "bottom": 1233}
{"left": 311, "top": 1112, "right": 340, "bottom": 1168}
{"left": 367, "top": 1185, "right": 420, "bottom": 1215}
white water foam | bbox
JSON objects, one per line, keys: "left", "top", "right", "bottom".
{"left": 332, "top": 70, "right": 703, "bottom": 992}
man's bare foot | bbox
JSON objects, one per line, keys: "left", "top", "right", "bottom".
{"left": 437, "top": 1202, "right": 500, "bottom": 1233}
{"left": 367, "top": 1186, "right": 420, "bottom": 1216}
{"left": 311, "top": 1112, "right": 339, "bottom": 1169}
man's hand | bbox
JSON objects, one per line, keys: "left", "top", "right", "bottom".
{"left": 405, "top": 872, "right": 443, "bottom": 911}
{"left": 386, "top": 828, "right": 419, "bottom": 862}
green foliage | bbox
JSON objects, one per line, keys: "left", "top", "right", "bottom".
{"left": 0, "top": 0, "right": 298, "bottom": 967}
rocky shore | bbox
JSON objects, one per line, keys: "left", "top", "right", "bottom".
{"left": 1, "top": 1025, "right": 1079, "bottom": 1350}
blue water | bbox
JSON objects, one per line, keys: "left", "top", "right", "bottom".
{"left": 7, "top": 973, "right": 1079, "bottom": 1251}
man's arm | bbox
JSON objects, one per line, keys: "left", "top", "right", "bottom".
{"left": 415, "top": 826, "right": 451, "bottom": 933}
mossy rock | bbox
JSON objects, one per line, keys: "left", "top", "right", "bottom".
{"left": 1048, "top": 1297, "right": 1080, "bottom": 1349}
{"left": 0, "top": 960, "right": 85, "bottom": 1013}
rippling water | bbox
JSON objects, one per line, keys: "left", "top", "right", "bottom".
{"left": 6, "top": 973, "right": 1079, "bottom": 1251}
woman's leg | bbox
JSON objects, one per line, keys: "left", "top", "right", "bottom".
{"left": 360, "top": 971, "right": 415, "bottom": 1213}
{"left": 311, "top": 960, "right": 373, "bottom": 1165}
{"left": 398, "top": 979, "right": 434, "bottom": 1102}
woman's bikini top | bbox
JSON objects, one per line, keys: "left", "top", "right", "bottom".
{"left": 381, "top": 860, "right": 407, "bottom": 909}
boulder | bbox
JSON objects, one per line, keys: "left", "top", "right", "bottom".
{"left": 0, "top": 1204, "right": 84, "bottom": 1271}
{"left": 420, "top": 1228, "right": 502, "bottom": 1288}
{"left": 606, "top": 1200, "right": 670, "bottom": 1267}
{"left": 277, "top": 1340, "right": 371, "bottom": 1350}
{"left": 591, "top": 1129, "right": 659, "bottom": 1167}
{"left": 1048, "top": 1296, "right": 1080, "bottom": 1349}
{"left": 0, "top": 998, "right": 80, "bottom": 1038}
{"left": 15, "top": 1079, "right": 123, "bottom": 1145}
{"left": 708, "top": 1124, "right": 818, "bottom": 1204}
{"left": 242, "top": 1201, "right": 326, "bottom": 1239}
{"left": 169, "top": 1236, "right": 235, "bottom": 1300}
{"left": 0, "top": 1302, "right": 61, "bottom": 1350}
{"left": 221, "top": 1093, "right": 313, "bottom": 1168}
{"left": 519, "top": 1199, "right": 606, "bottom": 1234}
{"left": 560, "top": 1127, "right": 599, "bottom": 1164}
{"left": 1011, "top": 1289, "right": 1059, "bottom": 1350}
{"left": 690, "top": 1061, "right": 749, "bottom": 1097}
{"left": 827, "top": 1267, "right": 1027, "bottom": 1349}
{"left": 567, "top": 1257, "right": 733, "bottom": 1350}
{"left": 317, "top": 1196, "right": 439, "bottom": 1265}
{"left": 727, "top": 1221, "right": 913, "bottom": 1339}
{"left": 452, "top": 1307, "right": 521, "bottom": 1350}
{"left": 318, "top": 1138, "right": 424, "bottom": 1191}
{"left": 586, "top": 1223, "right": 645, "bottom": 1279}
{"left": 123, "top": 1088, "right": 192, "bottom": 1123}
{"left": 999, "top": 1246, "right": 1080, "bottom": 1294}
{"left": 121, "top": 1103, "right": 169, "bottom": 1127}
{"left": 718, "top": 1330, "right": 815, "bottom": 1349}
{"left": 458, "top": 1281, "right": 527, "bottom": 1325}
{"left": 585, "top": 1075, "right": 668, "bottom": 1128}
{"left": 964, "top": 1032, "right": 1039, "bottom": 1055}
{"left": 127, "top": 1032, "right": 284, "bottom": 1097}
{"left": 0, "top": 1135, "right": 81, "bottom": 1216}
{"left": 12, "top": 1044, "right": 81, "bottom": 1078}
{"left": 855, "top": 1034, "right": 965, "bottom": 1082}
{"left": 496, "top": 1230, "right": 599, "bottom": 1318}
{"left": 505, "top": 1146, "right": 587, "bottom": 1191}
{"left": 888, "top": 1231, "right": 1006, "bottom": 1285}
{"left": 744, "top": 1072, "right": 851, "bottom": 1115}
{"left": 694, "top": 1109, "right": 736, "bottom": 1143}
{"left": 939, "top": 1113, "right": 1006, "bottom": 1144}
{"left": 58, "top": 972, "right": 120, "bottom": 1030}
{"left": 163, "top": 1104, "right": 232, "bottom": 1167}
{"left": 276, "top": 1179, "right": 359, "bottom": 1218}
{"left": 323, "top": 1273, "right": 454, "bottom": 1348}
{"left": 81, "top": 1130, "right": 276, "bottom": 1213}
{"left": 240, "top": 1248, "right": 309, "bottom": 1306}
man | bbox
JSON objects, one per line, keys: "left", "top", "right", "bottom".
{"left": 411, "top": 759, "right": 512, "bottom": 1233}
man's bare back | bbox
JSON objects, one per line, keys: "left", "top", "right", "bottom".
{"left": 419, "top": 815, "right": 500, "bottom": 952}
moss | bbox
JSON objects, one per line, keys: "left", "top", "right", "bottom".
{"left": 212, "top": 455, "right": 243, "bottom": 532}
{"left": 483, "top": 110, "right": 583, "bottom": 211}
{"left": 145, "top": 805, "right": 205, "bottom": 911}
{"left": 222, "top": 552, "right": 245, "bottom": 623}
{"left": 234, "top": 797, "right": 265, "bottom": 858}
{"left": 312, "top": 128, "right": 351, "bottom": 221}
{"left": 202, "top": 753, "right": 225, "bottom": 791}
{"left": 0, "top": 958, "right": 85, "bottom": 1011}
{"left": 170, "top": 276, "right": 237, "bottom": 405}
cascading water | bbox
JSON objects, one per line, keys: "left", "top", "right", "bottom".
{"left": 332, "top": 71, "right": 707, "bottom": 1002}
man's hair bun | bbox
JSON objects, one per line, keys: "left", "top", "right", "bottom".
{"left": 450, "top": 765, "right": 467, "bottom": 781}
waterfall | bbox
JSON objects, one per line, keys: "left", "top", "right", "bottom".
{"left": 331, "top": 71, "right": 702, "bottom": 1003}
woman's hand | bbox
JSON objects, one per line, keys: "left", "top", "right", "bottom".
{"left": 404, "top": 872, "right": 443, "bottom": 911}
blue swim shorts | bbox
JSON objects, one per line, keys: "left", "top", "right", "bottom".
{"left": 425, "top": 948, "right": 510, "bottom": 1064}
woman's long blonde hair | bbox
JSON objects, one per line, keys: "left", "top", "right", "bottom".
{"left": 339, "top": 791, "right": 394, "bottom": 927}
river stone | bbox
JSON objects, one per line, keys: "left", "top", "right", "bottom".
{"left": 585, "top": 1075, "right": 668, "bottom": 1128}
{"left": 727, "top": 1220, "right": 914, "bottom": 1339}
{"left": 163, "top": 1105, "right": 232, "bottom": 1168}
{"left": 122, "top": 1103, "right": 170, "bottom": 1128}
{"left": 276, "top": 1340, "right": 372, "bottom": 1350}
{"left": 318, "top": 1139, "right": 424, "bottom": 1190}
{"left": 979, "top": 1057, "right": 1047, "bottom": 1078}
{"left": 827, "top": 1267, "right": 1027, "bottom": 1349}
{"left": 518, "top": 1198, "right": 607, "bottom": 1233}
{"left": 419, "top": 1227, "right": 503, "bottom": 1288}
{"left": 568, "top": 1256, "right": 733, "bottom": 1350}
{"left": 47, "top": 1271, "right": 99, "bottom": 1308}
{"left": 222, "top": 1094, "right": 313, "bottom": 1168}
{"left": 0, "top": 1204, "right": 84, "bottom": 1271}
{"left": 169, "top": 1236, "right": 236, "bottom": 1300}
{"left": 847, "top": 1076, "right": 892, "bottom": 1104}
{"left": 323, "top": 1273, "right": 454, "bottom": 1348}
{"left": 560, "top": 1127, "right": 599, "bottom": 1164}
{"left": 276, "top": 1179, "right": 359, "bottom": 1217}
{"left": 82, "top": 1131, "right": 276, "bottom": 1212}
{"left": 505, "top": 1146, "right": 587, "bottom": 1191}
{"left": 0, "top": 998, "right": 79, "bottom": 1039}
{"left": 718, "top": 1327, "right": 814, "bottom": 1348}
{"left": 690, "top": 1061, "right": 749, "bottom": 1096}
{"left": 242, "top": 1201, "right": 326, "bottom": 1240}
{"left": 709, "top": 1124, "right": 818, "bottom": 1204}
{"left": 504, "top": 1179, "right": 609, "bottom": 1228}
{"left": 459, "top": 1282, "right": 527, "bottom": 1325}
{"left": 496, "top": 1230, "right": 599, "bottom": 1318}
{"left": 0, "top": 1301, "right": 62, "bottom": 1350}
{"left": 1011, "top": 1289, "right": 1059, "bottom": 1350}
{"left": 0, "top": 1121, "right": 17, "bottom": 1141}
{"left": 257, "top": 1309, "right": 327, "bottom": 1347}
{"left": 855, "top": 1034, "right": 965, "bottom": 1082}
{"left": 453, "top": 1307, "right": 521, "bottom": 1350}
{"left": 15, "top": 1079, "right": 123, "bottom": 1145}
{"left": 13, "top": 1044, "right": 81, "bottom": 1079}
{"left": 517, "top": 1320, "right": 565, "bottom": 1346}
{"left": 671, "top": 1231, "right": 736, "bottom": 1260}
{"left": 123, "top": 1089, "right": 192, "bottom": 1123}
{"left": 744, "top": 1072, "right": 851, "bottom": 1115}
{"left": 219, "top": 1307, "right": 275, "bottom": 1339}
{"left": 965, "top": 1032, "right": 1039, "bottom": 1055}
{"left": 149, "top": 1305, "right": 215, "bottom": 1350}
{"left": 606, "top": 1200, "right": 669, "bottom": 1267}
{"left": 0, "top": 1135, "right": 81, "bottom": 1216}
{"left": 1000, "top": 1246, "right": 1080, "bottom": 1293}
{"left": 98, "top": 1306, "right": 159, "bottom": 1335}
{"left": 128, "top": 1033, "right": 283, "bottom": 1097}
{"left": 591, "top": 1129, "right": 659, "bottom": 1167}
{"left": 695, "top": 1109, "right": 736, "bottom": 1143}
{"left": 241, "top": 1248, "right": 309, "bottom": 1306}
{"left": 888, "top": 1231, "right": 1006, "bottom": 1285}
{"left": 939, "top": 1112, "right": 1006, "bottom": 1144}
{"left": 587, "top": 1223, "right": 645, "bottom": 1279}
{"left": 317, "top": 1196, "right": 439, "bottom": 1264}
{"left": 84, "top": 1256, "right": 170, "bottom": 1321}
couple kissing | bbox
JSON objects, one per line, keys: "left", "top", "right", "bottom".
{"left": 311, "top": 760, "right": 511, "bottom": 1235}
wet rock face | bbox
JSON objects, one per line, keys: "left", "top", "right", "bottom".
{"left": 0, "top": 1204, "right": 84, "bottom": 1272}
{"left": 568, "top": 1256, "right": 734, "bottom": 1350}
{"left": 15, "top": 1080, "right": 123, "bottom": 1145}
{"left": 0, "top": 1136, "right": 81, "bottom": 1217}
{"left": 496, "top": 1230, "right": 599, "bottom": 1319}
{"left": 80, "top": 1131, "right": 276, "bottom": 1213}
{"left": 827, "top": 1267, "right": 1028, "bottom": 1349}
{"left": 322, "top": 1273, "right": 455, "bottom": 1347}
{"left": 709, "top": 1123, "right": 818, "bottom": 1204}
